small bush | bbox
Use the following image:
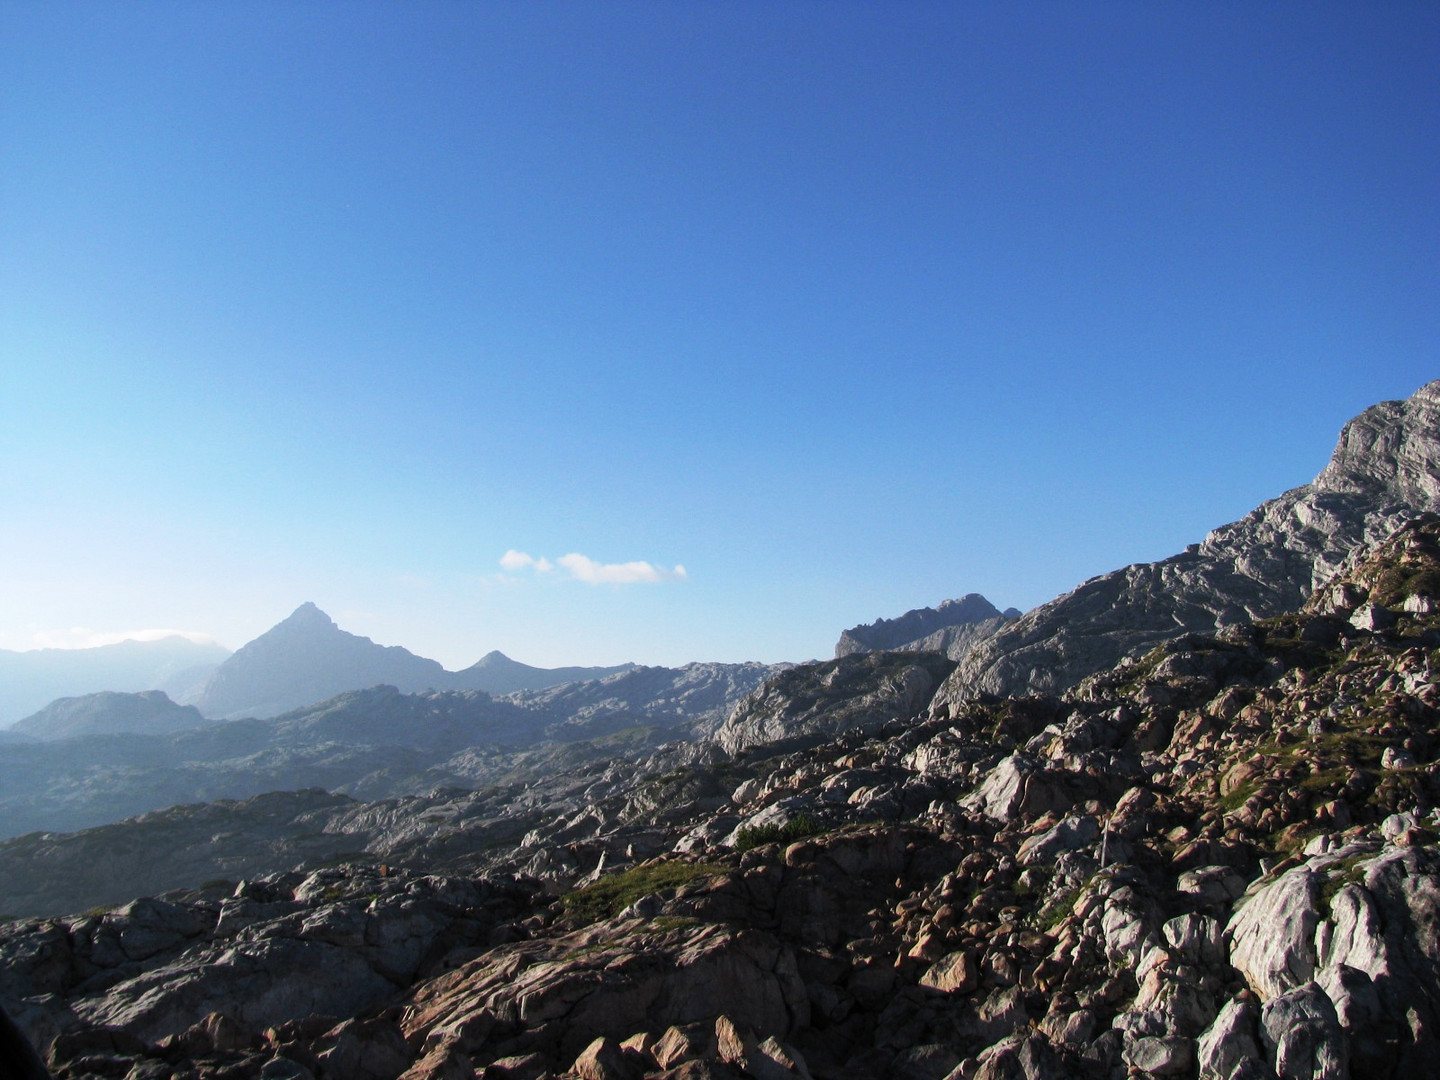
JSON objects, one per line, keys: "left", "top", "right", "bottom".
{"left": 733, "top": 812, "right": 824, "bottom": 853}
{"left": 562, "top": 860, "right": 723, "bottom": 922}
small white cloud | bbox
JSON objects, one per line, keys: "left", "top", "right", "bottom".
{"left": 31, "top": 627, "right": 221, "bottom": 650}
{"left": 499, "top": 550, "right": 554, "bottom": 573}
{"left": 557, "top": 553, "right": 688, "bottom": 585}
{"left": 500, "top": 549, "right": 533, "bottom": 571}
{"left": 501, "top": 549, "right": 684, "bottom": 584}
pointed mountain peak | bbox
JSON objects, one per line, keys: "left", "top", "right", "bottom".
{"left": 283, "top": 602, "right": 336, "bottom": 628}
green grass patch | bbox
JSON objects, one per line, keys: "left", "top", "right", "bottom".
{"left": 1035, "top": 886, "right": 1081, "bottom": 931}
{"left": 648, "top": 914, "right": 703, "bottom": 932}
{"left": 562, "top": 860, "right": 724, "bottom": 922}
{"left": 1320, "top": 855, "right": 1369, "bottom": 911}
{"left": 733, "top": 812, "right": 825, "bottom": 853}
{"left": 1218, "top": 780, "right": 1259, "bottom": 814}
{"left": 1369, "top": 565, "right": 1440, "bottom": 608}
{"left": 1297, "top": 768, "right": 1351, "bottom": 794}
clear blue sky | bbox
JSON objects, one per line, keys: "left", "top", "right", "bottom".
{"left": 1, "top": 2, "right": 1436, "bottom": 668}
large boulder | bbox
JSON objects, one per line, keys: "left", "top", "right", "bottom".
{"left": 1260, "top": 982, "right": 1348, "bottom": 1080}
{"left": 401, "top": 921, "right": 809, "bottom": 1065}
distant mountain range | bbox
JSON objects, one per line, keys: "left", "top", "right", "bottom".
{"left": 10, "top": 690, "right": 211, "bottom": 741}
{"left": 0, "top": 636, "right": 230, "bottom": 726}
{"left": 188, "top": 602, "right": 637, "bottom": 719}
{"left": 0, "top": 603, "right": 637, "bottom": 728}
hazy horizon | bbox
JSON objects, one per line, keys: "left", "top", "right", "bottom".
{"left": 3, "top": 4, "right": 1436, "bottom": 669}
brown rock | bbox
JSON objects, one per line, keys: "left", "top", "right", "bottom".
{"left": 918, "top": 950, "right": 978, "bottom": 994}
{"left": 313, "top": 1017, "right": 414, "bottom": 1080}
{"left": 481, "top": 1054, "right": 549, "bottom": 1080}
{"left": 399, "top": 1040, "right": 475, "bottom": 1080}
{"left": 907, "top": 933, "right": 946, "bottom": 963}
{"left": 714, "top": 1016, "right": 756, "bottom": 1066}
{"left": 653, "top": 1025, "right": 708, "bottom": 1069}
{"left": 620, "top": 1032, "right": 655, "bottom": 1058}
{"left": 573, "top": 1036, "right": 642, "bottom": 1080}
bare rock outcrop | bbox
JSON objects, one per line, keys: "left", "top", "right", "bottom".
{"left": 715, "top": 652, "right": 955, "bottom": 755}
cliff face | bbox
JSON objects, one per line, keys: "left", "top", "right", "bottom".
{"left": 934, "top": 380, "right": 1440, "bottom": 707}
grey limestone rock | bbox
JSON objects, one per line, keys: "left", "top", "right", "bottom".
{"left": 1260, "top": 982, "right": 1348, "bottom": 1080}
{"left": 1228, "top": 867, "right": 1322, "bottom": 1001}
{"left": 935, "top": 380, "right": 1440, "bottom": 705}
{"left": 1196, "top": 997, "right": 1265, "bottom": 1080}
{"left": 72, "top": 935, "right": 398, "bottom": 1043}
{"left": 715, "top": 652, "right": 955, "bottom": 755}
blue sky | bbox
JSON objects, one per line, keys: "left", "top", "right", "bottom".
{"left": 1, "top": 2, "right": 1436, "bottom": 668}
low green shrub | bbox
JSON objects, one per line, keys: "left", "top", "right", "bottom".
{"left": 733, "top": 812, "right": 824, "bottom": 853}
{"left": 562, "top": 860, "right": 723, "bottom": 922}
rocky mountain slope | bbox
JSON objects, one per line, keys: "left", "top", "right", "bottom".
{"left": 835, "top": 596, "right": 1020, "bottom": 659}
{"left": 935, "top": 379, "right": 1440, "bottom": 706}
{"left": 0, "top": 637, "right": 230, "bottom": 728}
{"left": 717, "top": 652, "right": 957, "bottom": 754}
{"left": 4, "top": 514, "right": 1439, "bottom": 1080}
{"left": 502, "top": 662, "right": 783, "bottom": 741}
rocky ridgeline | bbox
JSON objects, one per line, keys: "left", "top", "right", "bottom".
{"left": 3, "top": 518, "right": 1439, "bottom": 1079}
{"left": 0, "top": 658, "right": 920, "bottom": 917}
{"left": 936, "top": 380, "right": 1440, "bottom": 705}
{"left": 835, "top": 598, "right": 1020, "bottom": 661}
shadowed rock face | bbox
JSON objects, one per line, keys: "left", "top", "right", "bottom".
{"left": 934, "top": 380, "right": 1440, "bottom": 707}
